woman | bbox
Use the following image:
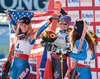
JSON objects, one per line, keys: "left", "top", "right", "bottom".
{"left": 7, "top": 15, "right": 50, "bottom": 79}
{"left": 43, "top": 14, "right": 71, "bottom": 79}
{"left": 67, "top": 19, "right": 96, "bottom": 79}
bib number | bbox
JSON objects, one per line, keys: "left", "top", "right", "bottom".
{"left": 16, "top": 43, "right": 20, "bottom": 49}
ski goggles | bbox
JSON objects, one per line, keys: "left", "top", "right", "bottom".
{"left": 59, "top": 21, "right": 68, "bottom": 25}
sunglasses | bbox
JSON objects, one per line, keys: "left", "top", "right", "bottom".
{"left": 59, "top": 21, "right": 68, "bottom": 25}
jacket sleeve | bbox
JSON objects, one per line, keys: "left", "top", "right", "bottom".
{"left": 28, "top": 23, "right": 49, "bottom": 45}
{"left": 91, "top": 54, "right": 96, "bottom": 60}
{"left": 9, "top": 18, "right": 17, "bottom": 33}
{"left": 70, "top": 40, "right": 87, "bottom": 60}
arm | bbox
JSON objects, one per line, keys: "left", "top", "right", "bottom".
{"left": 8, "top": 15, "right": 17, "bottom": 33}
{"left": 36, "top": 23, "right": 49, "bottom": 39}
{"left": 28, "top": 22, "right": 51, "bottom": 45}
{"left": 92, "top": 54, "right": 96, "bottom": 60}
{"left": 70, "top": 40, "right": 87, "bottom": 60}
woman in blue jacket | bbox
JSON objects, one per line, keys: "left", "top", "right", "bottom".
{"left": 67, "top": 19, "right": 96, "bottom": 79}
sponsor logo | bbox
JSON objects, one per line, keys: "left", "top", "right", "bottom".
{"left": 19, "top": 68, "right": 29, "bottom": 79}
{"left": 95, "top": 14, "right": 100, "bottom": 18}
{"left": 68, "top": 0, "right": 79, "bottom": 3}
{"left": 96, "top": 29, "right": 100, "bottom": 33}
{"left": 70, "top": 14, "right": 79, "bottom": 18}
{"left": 96, "top": 26, "right": 100, "bottom": 37}
{"left": 15, "top": 50, "right": 23, "bottom": 53}
{"left": 81, "top": 0, "right": 92, "bottom": 2}
{"left": 54, "top": 71, "right": 60, "bottom": 78}
{"left": 82, "top": 14, "right": 93, "bottom": 18}
{"left": 58, "top": 37, "right": 64, "bottom": 40}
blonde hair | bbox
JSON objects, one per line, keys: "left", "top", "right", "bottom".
{"left": 15, "top": 23, "right": 33, "bottom": 43}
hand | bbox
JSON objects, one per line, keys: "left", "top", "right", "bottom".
{"left": 46, "top": 44, "right": 52, "bottom": 51}
{"left": 47, "top": 20, "right": 51, "bottom": 26}
{"left": 57, "top": 48, "right": 71, "bottom": 56}
{"left": 64, "top": 48, "right": 71, "bottom": 56}
{"left": 5, "top": 10, "right": 11, "bottom": 15}
{"left": 49, "top": 16, "right": 59, "bottom": 22}
{"left": 6, "top": 15, "right": 12, "bottom": 21}
{"left": 49, "top": 17, "right": 52, "bottom": 22}
{"left": 60, "top": 8, "right": 67, "bottom": 15}
{"left": 5, "top": 10, "right": 11, "bottom": 21}
{"left": 46, "top": 44, "right": 57, "bottom": 52}
{"left": 2, "top": 61, "right": 8, "bottom": 70}
{"left": 67, "top": 68, "right": 78, "bottom": 79}
{"left": 41, "top": 41, "right": 47, "bottom": 47}
{"left": 55, "top": 48, "right": 68, "bottom": 55}
{"left": 56, "top": 49, "right": 62, "bottom": 55}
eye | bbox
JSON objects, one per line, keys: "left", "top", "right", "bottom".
{"left": 63, "top": 22, "right": 68, "bottom": 25}
{"left": 59, "top": 21, "right": 63, "bottom": 25}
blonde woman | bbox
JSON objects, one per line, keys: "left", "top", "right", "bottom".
{"left": 7, "top": 16, "right": 50, "bottom": 79}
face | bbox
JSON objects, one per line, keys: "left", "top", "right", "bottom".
{"left": 19, "top": 23, "right": 29, "bottom": 33}
{"left": 59, "top": 21, "right": 69, "bottom": 30}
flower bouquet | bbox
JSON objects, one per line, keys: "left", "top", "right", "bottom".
{"left": 41, "top": 30, "right": 58, "bottom": 43}
{"left": 88, "top": 31, "right": 98, "bottom": 46}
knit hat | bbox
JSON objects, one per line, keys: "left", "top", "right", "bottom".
{"left": 59, "top": 15, "right": 71, "bottom": 26}
{"left": 19, "top": 17, "right": 30, "bottom": 25}
{"left": 74, "top": 19, "right": 84, "bottom": 33}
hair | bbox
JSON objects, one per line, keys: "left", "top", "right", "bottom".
{"left": 69, "top": 20, "right": 95, "bottom": 54}
{"left": 15, "top": 23, "right": 33, "bottom": 42}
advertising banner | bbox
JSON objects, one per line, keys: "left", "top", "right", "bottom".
{"left": 91, "top": 72, "right": 97, "bottom": 79}
{"left": 96, "top": 26, "right": 100, "bottom": 38}
{"left": 68, "top": 11, "right": 79, "bottom": 22}
{"left": 80, "top": 0, "right": 92, "bottom": 6}
{"left": 68, "top": 0, "right": 79, "bottom": 7}
{"left": 98, "top": 57, "right": 100, "bottom": 68}
{"left": 95, "top": 0, "right": 100, "bottom": 6}
{"left": 96, "top": 42, "right": 100, "bottom": 53}
{"left": 98, "top": 72, "right": 100, "bottom": 79}
{"left": 95, "top": 11, "right": 100, "bottom": 22}
{"left": 82, "top": 10, "right": 94, "bottom": 22}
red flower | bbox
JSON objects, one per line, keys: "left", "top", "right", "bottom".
{"left": 67, "top": 28, "right": 72, "bottom": 33}
{"left": 47, "top": 31, "right": 53, "bottom": 34}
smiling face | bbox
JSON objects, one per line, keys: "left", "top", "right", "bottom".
{"left": 59, "top": 21, "right": 69, "bottom": 30}
{"left": 20, "top": 23, "right": 29, "bottom": 33}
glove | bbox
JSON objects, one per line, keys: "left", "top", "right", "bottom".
{"left": 56, "top": 48, "right": 71, "bottom": 56}
{"left": 60, "top": 8, "right": 67, "bottom": 15}
{"left": 41, "top": 41, "right": 47, "bottom": 47}
{"left": 2, "top": 61, "right": 9, "bottom": 70}
{"left": 49, "top": 16, "right": 59, "bottom": 22}
{"left": 46, "top": 44, "right": 57, "bottom": 52}
{"left": 56, "top": 49, "right": 62, "bottom": 55}
{"left": 49, "top": 17, "right": 52, "bottom": 22}
{"left": 64, "top": 48, "right": 71, "bottom": 56}
{"left": 67, "top": 68, "right": 78, "bottom": 79}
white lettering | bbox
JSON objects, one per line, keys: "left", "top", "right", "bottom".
{"left": 16, "top": 0, "right": 32, "bottom": 10}
{"left": 16, "top": 0, "right": 24, "bottom": 10}
{"left": 0, "top": 0, "right": 48, "bottom": 11}
{"left": 19, "top": 68, "right": 29, "bottom": 79}
{"left": 33, "top": 0, "right": 48, "bottom": 11}
{"left": 0, "top": 0, "right": 17, "bottom": 9}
